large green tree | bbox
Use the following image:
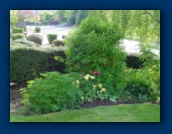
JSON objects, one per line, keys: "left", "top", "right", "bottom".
{"left": 10, "top": 10, "right": 18, "bottom": 28}
{"left": 39, "top": 11, "right": 53, "bottom": 24}
{"left": 88, "top": 10, "right": 160, "bottom": 44}
{"left": 65, "top": 10, "right": 88, "bottom": 25}
{"left": 54, "top": 10, "right": 66, "bottom": 20}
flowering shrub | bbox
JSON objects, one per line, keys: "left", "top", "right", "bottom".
{"left": 73, "top": 71, "right": 117, "bottom": 103}
{"left": 19, "top": 71, "right": 118, "bottom": 115}
{"left": 65, "top": 17, "right": 127, "bottom": 96}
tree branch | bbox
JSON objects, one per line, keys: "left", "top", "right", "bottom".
{"left": 143, "top": 10, "right": 160, "bottom": 24}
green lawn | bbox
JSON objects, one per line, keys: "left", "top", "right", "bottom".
{"left": 10, "top": 103, "right": 160, "bottom": 122}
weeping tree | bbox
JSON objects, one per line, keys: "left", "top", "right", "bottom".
{"left": 75, "top": 10, "right": 88, "bottom": 25}
{"left": 88, "top": 10, "right": 160, "bottom": 44}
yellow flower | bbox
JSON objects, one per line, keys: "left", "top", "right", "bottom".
{"left": 84, "top": 74, "right": 90, "bottom": 81}
{"left": 76, "top": 80, "right": 79, "bottom": 84}
{"left": 98, "top": 83, "right": 103, "bottom": 88}
{"left": 101, "top": 88, "right": 106, "bottom": 92}
{"left": 90, "top": 76, "right": 95, "bottom": 79}
{"left": 93, "top": 84, "right": 97, "bottom": 90}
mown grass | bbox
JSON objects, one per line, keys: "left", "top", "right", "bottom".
{"left": 10, "top": 103, "right": 160, "bottom": 122}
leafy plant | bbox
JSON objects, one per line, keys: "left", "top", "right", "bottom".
{"left": 12, "top": 27, "right": 24, "bottom": 33}
{"left": 35, "top": 27, "right": 41, "bottom": 33}
{"left": 13, "top": 39, "right": 38, "bottom": 47}
{"left": 73, "top": 72, "right": 117, "bottom": 103}
{"left": 47, "top": 34, "right": 57, "bottom": 44}
{"left": 122, "top": 44, "right": 160, "bottom": 102}
{"left": 10, "top": 10, "right": 18, "bottom": 28}
{"left": 10, "top": 46, "right": 66, "bottom": 83}
{"left": 64, "top": 17, "right": 127, "bottom": 99}
{"left": 65, "top": 17, "right": 126, "bottom": 81}
{"left": 123, "top": 64, "right": 160, "bottom": 102}
{"left": 11, "top": 33, "right": 25, "bottom": 40}
{"left": 27, "top": 34, "right": 43, "bottom": 45}
{"left": 20, "top": 72, "right": 79, "bottom": 115}
{"left": 52, "top": 40, "right": 65, "bottom": 47}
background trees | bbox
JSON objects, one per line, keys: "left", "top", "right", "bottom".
{"left": 10, "top": 10, "right": 18, "bottom": 28}
{"left": 88, "top": 10, "right": 160, "bottom": 44}
{"left": 39, "top": 11, "right": 53, "bottom": 25}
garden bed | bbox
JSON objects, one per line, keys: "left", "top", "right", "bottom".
{"left": 10, "top": 89, "right": 159, "bottom": 114}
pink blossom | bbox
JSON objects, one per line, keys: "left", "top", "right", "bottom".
{"left": 80, "top": 74, "right": 82, "bottom": 77}
{"left": 93, "top": 71, "right": 97, "bottom": 75}
{"left": 92, "top": 70, "right": 101, "bottom": 76}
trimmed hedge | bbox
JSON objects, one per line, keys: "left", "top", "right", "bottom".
{"left": 13, "top": 39, "right": 38, "bottom": 47}
{"left": 47, "top": 34, "right": 57, "bottom": 44}
{"left": 126, "top": 54, "right": 144, "bottom": 69}
{"left": 35, "top": 27, "right": 41, "bottom": 33}
{"left": 10, "top": 45, "right": 66, "bottom": 83}
{"left": 12, "top": 27, "right": 24, "bottom": 33}
{"left": 11, "top": 33, "right": 25, "bottom": 40}
{"left": 52, "top": 40, "right": 65, "bottom": 47}
{"left": 27, "top": 34, "right": 43, "bottom": 45}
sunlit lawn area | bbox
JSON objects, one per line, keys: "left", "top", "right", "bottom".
{"left": 10, "top": 103, "right": 160, "bottom": 122}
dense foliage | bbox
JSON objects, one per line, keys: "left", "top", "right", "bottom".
{"left": 47, "top": 34, "right": 57, "bottom": 44}
{"left": 27, "top": 34, "right": 43, "bottom": 45}
{"left": 20, "top": 72, "right": 79, "bottom": 114}
{"left": 11, "top": 10, "right": 160, "bottom": 116}
{"left": 10, "top": 45, "right": 66, "bottom": 83}
{"left": 52, "top": 40, "right": 65, "bottom": 47}
{"left": 10, "top": 10, "right": 18, "bottom": 27}
{"left": 35, "top": 27, "right": 41, "bottom": 33}
{"left": 20, "top": 71, "right": 118, "bottom": 115}
{"left": 39, "top": 11, "right": 53, "bottom": 25}
{"left": 65, "top": 17, "right": 127, "bottom": 96}
{"left": 65, "top": 17, "right": 126, "bottom": 73}
{"left": 13, "top": 39, "right": 38, "bottom": 47}
{"left": 11, "top": 33, "right": 25, "bottom": 40}
{"left": 88, "top": 10, "right": 160, "bottom": 44}
{"left": 122, "top": 45, "right": 160, "bottom": 102}
{"left": 12, "top": 27, "right": 24, "bottom": 33}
